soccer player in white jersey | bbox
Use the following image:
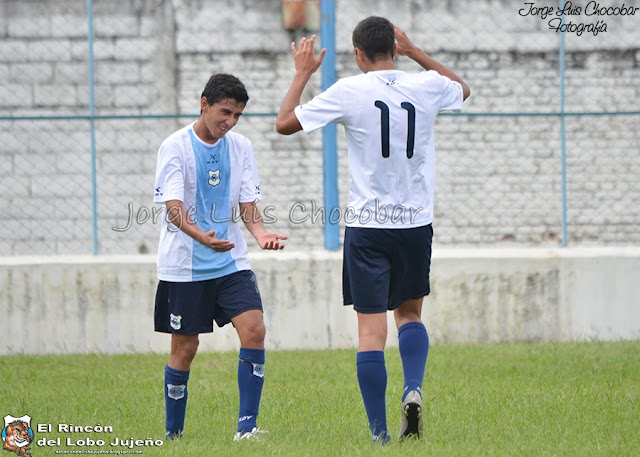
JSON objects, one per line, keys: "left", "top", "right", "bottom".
{"left": 154, "top": 73, "right": 287, "bottom": 442}
{"left": 276, "top": 17, "right": 470, "bottom": 443}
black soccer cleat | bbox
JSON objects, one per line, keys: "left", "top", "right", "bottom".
{"left": 398, "top": 390, "right": 423, "bottom": 441}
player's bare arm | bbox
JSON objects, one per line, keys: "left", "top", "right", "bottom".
{"left": 276, "top": 35, "right": 327, "bottom": 135}
{"left": 165, "top": 199, "right": 235, "bottom": 252}
{"left": 239, "top": 201, "right": 287, "bottom": 250}
{"left": 394, "top": 25, "right": 471, "bottom": 101}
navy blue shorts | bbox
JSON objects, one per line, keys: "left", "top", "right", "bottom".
{"left": 154, "top": 270, "right": 263, "bottom": 334}
{"left": 342, "top": 224, "right": 433, "bottom": 314}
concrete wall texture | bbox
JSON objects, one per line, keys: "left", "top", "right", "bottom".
{"left": 1, "top": 2, "right": 638, "bottom": 354}
{"left": 1, "top": 249, "right": 639, "bottom": 355}
{"left": 0, "top": 0, "right": 639, "bottom": 255}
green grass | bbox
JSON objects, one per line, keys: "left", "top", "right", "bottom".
{"left": 1, "top": 341, "right": 639, "bottom": 456}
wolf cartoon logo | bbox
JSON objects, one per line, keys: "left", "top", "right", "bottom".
{"left": 2, "top": 415, "right": 34, "bottom": 457}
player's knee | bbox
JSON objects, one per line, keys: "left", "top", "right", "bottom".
{"left": 395, "top": 300, "right": 423, "bottom": 322}
{"left": 362, "top": 327, "right": 387, "bottom": 341}
{"left": 175, "top": 338, "right": 199, "bottom": 361}
{"left": 396, "top": 309, "right": 421, "bottom": 321}
{"left": 251, "top": 321, "right": 266, "bottom": 343}
{"left": 241, "top": 321, "right": 266, "bottom": 346}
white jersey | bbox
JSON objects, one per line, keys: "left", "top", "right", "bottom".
{"left": 294, "top": 69, "right": 463, "bottom": 228}
{"left": 153, "top": 122, "right": 261, "bottom": 282}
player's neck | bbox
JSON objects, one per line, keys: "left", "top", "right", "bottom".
{"left": 363, "top": 58, "right": 395, "bottom": 73}
{"left": 193, "top": 118, "right": 220, "bottom": 144}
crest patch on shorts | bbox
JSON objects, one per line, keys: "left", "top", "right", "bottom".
{"left": 170, "top": 313, "right": 182, "bottom": 330}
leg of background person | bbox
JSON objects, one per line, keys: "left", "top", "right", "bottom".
{"left": 165, "top": 334, "right": 199, "bottom": 439}
{"left": 394, "top": 297, "right": 428, "bottom": 401}
{"left": 356, "top": 311, "right": 389, "bottom": 441}
{"left": 233, "top": 309, "right": 266, "bottom": 434}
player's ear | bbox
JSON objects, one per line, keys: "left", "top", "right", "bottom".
{"left": 392, "top": 43, "right": 397, "bottom": 58}
{"left": 200, "top": 96, "right": 209, "bottom": 113}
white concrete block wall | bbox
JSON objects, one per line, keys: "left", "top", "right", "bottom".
{"left": 1, "top": 249, "right": 639, "bottom": 355}
{"left": 0, "top": 0, "right": 639, "bottom": 255}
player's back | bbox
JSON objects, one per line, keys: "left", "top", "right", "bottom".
{"left": 336, "top": 69, "right": 462, "bottom": 228}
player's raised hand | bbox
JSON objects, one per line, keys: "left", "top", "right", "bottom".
{"left": 393, "top": 25, "right": 418, "bottom": 57}
{"left": 256, "top": 231, "right": 288, "bottom": 250}
{"left": 201, "top": 230, "right": 235, "bottom": 252}
{"left": 291, "top": 35, "right": 326, "bottom": 76}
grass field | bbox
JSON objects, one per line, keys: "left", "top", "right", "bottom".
{"left": 1, "top": 341, "right": 639, "bottom": 456}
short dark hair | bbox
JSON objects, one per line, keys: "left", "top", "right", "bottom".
{"left": 352, "top": 16, "right": 395, "bottom": 62}
{"left": 201, "top": 73, "right": 249, "bottom": 108}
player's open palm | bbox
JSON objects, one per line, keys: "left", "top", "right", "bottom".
{"left": 256, "top": 232, "right": 288, "bottom": 250}
{"left": 291, "top": 35, "right": 326, "bottom": 76}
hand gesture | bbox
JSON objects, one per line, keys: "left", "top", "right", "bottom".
{"left": 256, "top": 232, "right": 288, "bottom": 250}
{"left": 291, "top": 35, "right": 327, "bottom": 76}
{"left": 394, "top": 25, "right": 418, "bottom": 57}
{"left": 200, "top": 230, "right": 235, "bottom": 252}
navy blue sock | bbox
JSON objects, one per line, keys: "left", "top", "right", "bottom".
{"left": 237, "top": 348, "right": 265, "bottom": 433}
{"left": 398, "top": 322, "right": 429, "bottom": 401}
{"left": 356, "top": 351, "right": 388, "bottom": 439}
{"left": 164, "top": 364, "right": 190, "bottom": 438}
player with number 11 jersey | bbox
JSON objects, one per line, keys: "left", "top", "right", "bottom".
{"left": 294, "top": 69, "right": 462, "bottom": 228}
{"left": 276, "top": 16, "right": 471, "bottom": 444}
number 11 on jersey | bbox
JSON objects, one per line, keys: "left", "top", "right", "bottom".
{"left": 374, "top": 100, "right": 416, "bottom": 159}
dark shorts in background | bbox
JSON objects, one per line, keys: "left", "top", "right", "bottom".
{"left": 342, "top": 224, "right": 433, "bottom": 314}
{"left": 154, "top": 269, "right": 263, "bottom": 334}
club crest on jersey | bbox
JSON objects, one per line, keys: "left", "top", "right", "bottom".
{"left": 170, "top": 313, "right": 182, "bottom": 330}
{"left": 208, "top": 169, "right": 221, "bottom": 187}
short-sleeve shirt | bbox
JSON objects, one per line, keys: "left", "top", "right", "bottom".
{"left": 153, "top": 122, "right": 261, "bottom": 282}
{"left": 294, "top": 69, "right": 463, "bottom": 229}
